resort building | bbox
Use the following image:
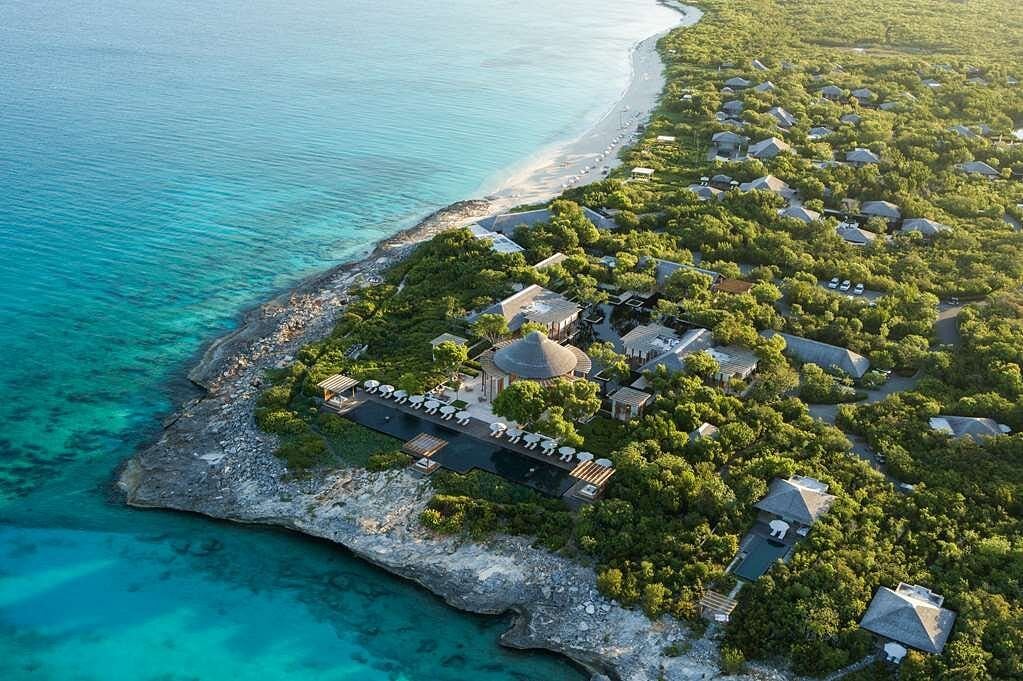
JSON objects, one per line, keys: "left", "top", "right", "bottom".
{"left": 846, "top": 147, "right": 881, "bottom": 166}
{"left": 841, "top": 113, "right": 863, "bottom": 126}
{"left": 609, "top": 386, "right": 653, "bottom": 422}
{"left": 724, "top": 76, "right": 753, "bottom": 89}
{"left": 705, "top": 346, "right": 760, "bottom": 383}
{"left": 631, "top": 167, "right": 656, "bottom": 180}
{"left": 753, "top": 80, "right": 776, "bottom": 93}
{"left": 690, "top": 422, "right": 719, "bottom": 441}
{"left": 478, "top": 331, "right": 591, "bottom": 398}
{"left": 712, "top": 131, "right": 749, "bottom": 155}
{"left": 533, "top": 252, "right": 569, "bottom": 270}
{"left": 468, "top": 224, "right": 525, "bottom": 254}
{"left": 861, "top": 200, "right": 903, "bottom": 223}
{"left": 755, "top": 476, "right": 836, "bottom": 528}
{"left": 929, "top": 415, "right": 1011, "bottom": 441}
{"left": 900, "top": 218, "right": 949, "bottom": 238}
{"left": 620, "top": 323, "right": 682, "bottom": 365}
{"left": 688, "top": 184, "right": 724, "bottom": 202}
{"left": 859, "top": 583, "right": 957, "bottom": 656}
{"left": 779, "top": 205, "right": 821, "bottom": 223}
{"left": 851, "top": 87, "right": 876, "bottom": 104}
{"left": 762, "top": 330, "right": 871, "bottom": 379}
{"left": 956, "top": 160, "right": 1000, "bottom": 178}
{"left": 808, "top": 126, "right": 834, "bottom": 140}
{"left": 476, "top": 206, "right": 615, "bottom": 234}
{"left": 817, "top": 84, "right": 846, "bottom": 100}
{"left": 635, "top": 328, "right": 715, "bottom": 378}
{"left": 722, "top": 100, "right": 744, "bottom": 115}
{"left": 648, "top": 258, "right": 721, "bottom": 288}
{"left": 739, "top": 174, "right": 793, "bottom": 198}
{"left": 430, "top": 333, "right": 469, "bottom": 357}
{"left": 767, "top": 106, "right": 797, "bottom": 128}
{"left": 747, "top": 136, "right": 792, "bottom": 159}
{"left": 480, "top": 284, "right": 581, "bottom": 340}
{"left": 837, "top": 223, "right": 880, "bottom": 246}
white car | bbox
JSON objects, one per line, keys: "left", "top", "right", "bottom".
{"left": 827, "top": 277, "right": 840, "bottom": 289}
{"left": 853, "top": 283, "right": 865, "bottom": 295}
{"left": 839, "top": 280, "right": 852, "bottom": 291}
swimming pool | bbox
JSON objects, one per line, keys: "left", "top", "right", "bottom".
{"left": 733, "top": 535, "right": 791, "bottom": 581}
{"left": 344, "top": 401, "right": 574, "bottom": 497}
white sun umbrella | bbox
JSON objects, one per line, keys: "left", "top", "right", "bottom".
{"left": 363, "top": 379, "right": 380, "bottom": 392}
{"left": 378, "top": 384, "right": 394, "bottom": 396}
{"left": 490, "top": 422, "right": 507, "bottom": 433}
{"left": 408, "top": 394, "right": 425, "bottom": 405}
{"left": 392, "top": 389, "right": 408, "bottom": 401}
{"left": 440, "top": 405, "right": 456, "bottom": 415}
{"left": 523, "top": 433, "right": 541, "bottom": 444}
{"left": 505, "top": 427, "right": 523, "bottom": 438}
{"left": 559, "top": 446, "right": 576, "bottom": 457}
{"left": 595, "top": 458, "right": 613, "bottom": 468}
{"left": 576, "top": 451, "right": 594, "bottom": 462}
{"left": 541, "top": 439, "right": 557, "bottom": 451}
{"left": 455, "top": 410, "right": 471, "bottom": 421}
{"left": 424, "top": 399, "right": 440, "bottom": 410}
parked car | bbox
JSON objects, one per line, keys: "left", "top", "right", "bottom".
{"left": 827, "top": 277, "right": 840, "bottom": 289}
{"left": 839, "top": 279, "right": 852, "bottom": 291}
{"left": 948, "top": 296, "right": 960, "bottom": 305}
{"left": 853, "top": 283, "right": 865, "bottom": 295}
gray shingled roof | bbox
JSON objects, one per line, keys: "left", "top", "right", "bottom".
{"left": 492, "top": 331, "right": 589, "bottom": 379}
{"left": 476, "top": 207, "right": 615, "bottom": 234}
{"left": 639, "top": 328, "right": 715, "bottom": 374}
{"left": 748, "top": 137, "right": 792, "bottom": 159}
{"left": 621, "top": 323, "right": 682, "bottom": 358}
{"left": 762, "top": 330, "right": 871, "bottom": 378}
{"left": 754, "top": 476, "right": 835, "bottom": 525}
{"left": 740, "top": 174, "right": 791, "bottom": 194}
{"left": 929, "top": 416, "right": 1009, "bottom": 441}
{"left": 957, "top": 160, "right": 999, "bottom": 177}
{"left": 780, "top": 206, "right": 821, "bottom": 223}
{"left": 482, "top": 285, "right": 581, "bottom": 331}
{"left": 862, "top": 201, "right": 902, "bottom": 220}
{"left": 846, "top": 148, "right": 881, "bottom": 164}
{"left": 901, "top": 218, "right": 949, "bottom": 237}
{"left": 768, "top": 106, "right": 797, "bottom": 127}
{"left": 860, "top": 584, "right": 956, "bottom": 654}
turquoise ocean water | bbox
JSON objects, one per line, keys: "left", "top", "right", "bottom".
{"left": 0, "top": 1, "right": 679, "bottom": 678}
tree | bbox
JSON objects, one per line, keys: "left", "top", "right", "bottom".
{"left": 519, "top": 321, "right": 549, "bottom": 337}
{"left": 588, "top": 341, "right": 631, "bottom": 382}
{"left": 433, "top": 340, "right": 467, "bottom": 381}
{"left": 684, "top": 351, "right": 721, "bottom": 381}
{"left": 545, "top": 379, "right": 602, "bottom": 421}
{"left": 491, "top": 380, "right": 547, "bottom": 425}
{"left": 470, "top": 313, "right": 509, "bottom": 344}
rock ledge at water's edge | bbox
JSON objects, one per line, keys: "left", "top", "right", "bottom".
{"left": 119, "top": 201, "right": 790, "bottom": 681}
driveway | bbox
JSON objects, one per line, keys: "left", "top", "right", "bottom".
{"left": 934, "top": 302, "right": 966, "bottom": 345}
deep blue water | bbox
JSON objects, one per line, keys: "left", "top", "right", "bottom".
{"left": 0, "top": 1, "right": 679, "bottom": 678}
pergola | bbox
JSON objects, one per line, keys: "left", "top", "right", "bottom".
{"left": 402, "top": 433, "right": 448, "bottom": 458}
{"left": 698, "top": 590, "right": 739, "bottom": 623}
{"left": 317, "top": 374, "right": 358, "bottom": 402}
{"left": 569, "top": 460, "right": 615, "bottom": 488}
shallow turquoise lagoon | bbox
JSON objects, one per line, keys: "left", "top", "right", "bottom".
{"left": 0, "top": 0, "right": 678, "bottom": 678}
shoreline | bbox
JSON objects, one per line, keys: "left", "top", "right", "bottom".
{"left": 116, "top": 3, "right": 784, "bottom": 679}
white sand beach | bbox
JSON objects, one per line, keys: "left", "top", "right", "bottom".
{"left": 483, "top": 3, "right": 703, "bottom": 210}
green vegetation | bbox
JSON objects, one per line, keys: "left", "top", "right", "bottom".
{"left": 250, "top": 0, "right": 1023, "bottom": 676}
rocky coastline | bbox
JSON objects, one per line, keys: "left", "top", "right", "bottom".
{"left": 119, "top": 199, "right": 792, "bottom": 681}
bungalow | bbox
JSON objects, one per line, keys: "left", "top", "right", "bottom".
{"left": 620, "top": 323, "right": 681, "bottom": 365}
{"left": 751, "top": 59, "right": 768, "bottom": 71}
{"left": 753, "top": 80, "right": 776, "bottom": 93}
{"left": 479, "top": 331, "right": 591, "bottom": 398}
{"left": 747, "top": 136, "right": 792, "bottom": 159}
{"left": 635, "top": 327, "right": 715, "bottom": 380}
{"left": 714, "top": 278, "right": 755, "bottom": 295}
{"left": 846, "top": 147, "right": 881, "bottom": 166}
{"left": 721, "top": 100, "right": 745, "bottom": 115}
{"left": 817, "top": 84, "right": 846, "bottom": 100}
{"left": 468, "top": 224, "right": 525, "bottom": 254}
{"left": 706, "top": 345, "right": 760, "bottom": 383}
{"left": 900, "top": 218, "right": 949, "bottom": 238}
{"left": 840, "top": 113, "right": 863, "bottom": 126}
{"left": 688, "top": 184, "right": 724, "bottom": 202}
{"left": 862, "top": 200, "right": 902, "bottom": 223}
{"left": 631, "top": 167, "right": 656, "bottom": 180}
{"left": 768, "top": 106, "right": 797, "bottom": 128}
{"left": 808, "top": 126, "right": 834, "bottom": 140}
{"left": 690, "top": 422, "right": 719, "bottom": 441}
{"left": 609, "top": 386, "right": 653, "bottom": 421}
{"left": 837, "top": 224, "right": 880, "bottom": 246}
{"left": 740, "top": 174, "right": 793, "bottom": 198}
{"left": 851, "top": 87, "right": 876, "bottom": 103}
{"left": 477, "top": 206, "right": 615, "bottom": 234}
{"left": 724, "top": 76, "right": 753, "bottom": 89}
{"left": 929, "top": 415, "right": 1011, "bottom": 441}
{"left": 710, "top": 173, "right": 735, "bottom": 188}
{"left": 956, "top": 160, "right": 1000, "bottom": 178}
{"left": 755, "top": 475, "right": 835, "bottom": 528}
{"left": 859, "top": 583, "right": 957, "bottom": 656}
{"left": 480, "top": 284, "right": 581, "bottom": 340}
{"left": 950, "top": 124, "right": 976, "bottom": 138}
{"left": 533, "top": 252, "right": 569, "bottom": 270}
{"left": 762, "top": 330, "right": 871, "bottom": 379}
{"left": 779, "top": 205, "right": 822, "bottom": 223}
{"left": 648, "top": 258, "right": 721, "bottom": 288}
{"left": 712, "top": 130, "right": 749, "bottom": 154}
{"left": 430, "top": 333, "right": 469, "bottom": 356}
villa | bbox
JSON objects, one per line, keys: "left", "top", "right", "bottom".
{"left": 430, "top": 333, "right": 469, "bottom": 356}
{"left": 533, "top": 252, "right": 569, "bottom": 270}
{"left": 755, "top": 476, "right": 835, "bottom": 528}
{"left": 690, "top": 422, "right": 719, "bottom": 441}
{"left": 479, "top": 285, "right": 581, "bottom": 340}
{"left": 479, "top": 330, "right": 591, "bottom": 398}
{"left": 817, "top": 84, "right": 845, "bottom": 100}
{"left": 851, "top": 87, "right": 876, "bottom": 104}
{"left": 860, "top": 583, "right": 957, "bottom": 657}
{"left": 740, "top": 174, "right": 793, "bottom": 198}
{"left": 722, "top": 100, "right": 745, "bottom": 115}
{"left": 705, "top": 345, "right": 760, "bottom": 383}
{"left": 768, "top": 106, "right": 797, "bottom": 128}
{"left": 468, "top": 223, "right": 525, "bottom": 254}
{"left": 724, "top": 76, "right": 753, "bottom": 89}
{"left": 779, "top": 205, "right": 821, "bottom": 223}
{"left": 846, "top": 147, "right": 881, "bottom": 166}
{"left": 620, "top": 323, "right": 682, "bottom": 365}
{"left": 476, "top": 206, "right": 615, "bottom": 234}
{"left": 808, "top": 126, "right": 834, "bottom": 139}
{"left": 609, "top": 386, "right": 653, "bottom": 422}
{"left": 841, "top": 112, "right": 863, "bottom": 125}
{"left": 837, "top": 223, "right": 880, "bottom": 246}
{"left": 956, "top": 160, "right": 1000, "bottom": 178}
{"left": 900, "top": 218, "right": 949, "bottom": 238}
{"left": 688, "top": 184, "right": 724, "bottom": 202}
{"left": 712, "top": 130, "right": 749, "bottom": 155}
{"left": 861, "top": 200, "right": 902, "bottom": 223}
{"left": 634, "top": 328, "right": 715, "bottom": 379}
{"left": 648, "top": 257, "right": 721, "bottom": 288}
{"left": 747, "top": 136, "right": 792, "bottom": 159}
{"left": 929, "top": 415, "right": 1011, "bottom": 441}
{"left": 762, "top": 330, "right": 871, "bottom": 379}
{"left": 754, "top": 80, "right": 776, "bottom": 93}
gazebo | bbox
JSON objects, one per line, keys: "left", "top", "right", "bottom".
{"left": 317, "top": 374, "right": 358, "bottom": 407}
{"left": 478, "top": 331, "right": 591, "bottom": 398}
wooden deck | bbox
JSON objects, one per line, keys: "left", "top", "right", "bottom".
{"left": 569, "top": 460, "right": 615, "bottom": 487}
{"left": 402, "top": 433, "right": 448, "bottom": 458}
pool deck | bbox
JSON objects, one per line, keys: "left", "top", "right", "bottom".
{"left": 331, "top": 389, "right": 578, "bottom": 472}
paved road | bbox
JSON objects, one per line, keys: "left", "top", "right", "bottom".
{"left": 934, "top": 302, "right": 966, "bottom": 345}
